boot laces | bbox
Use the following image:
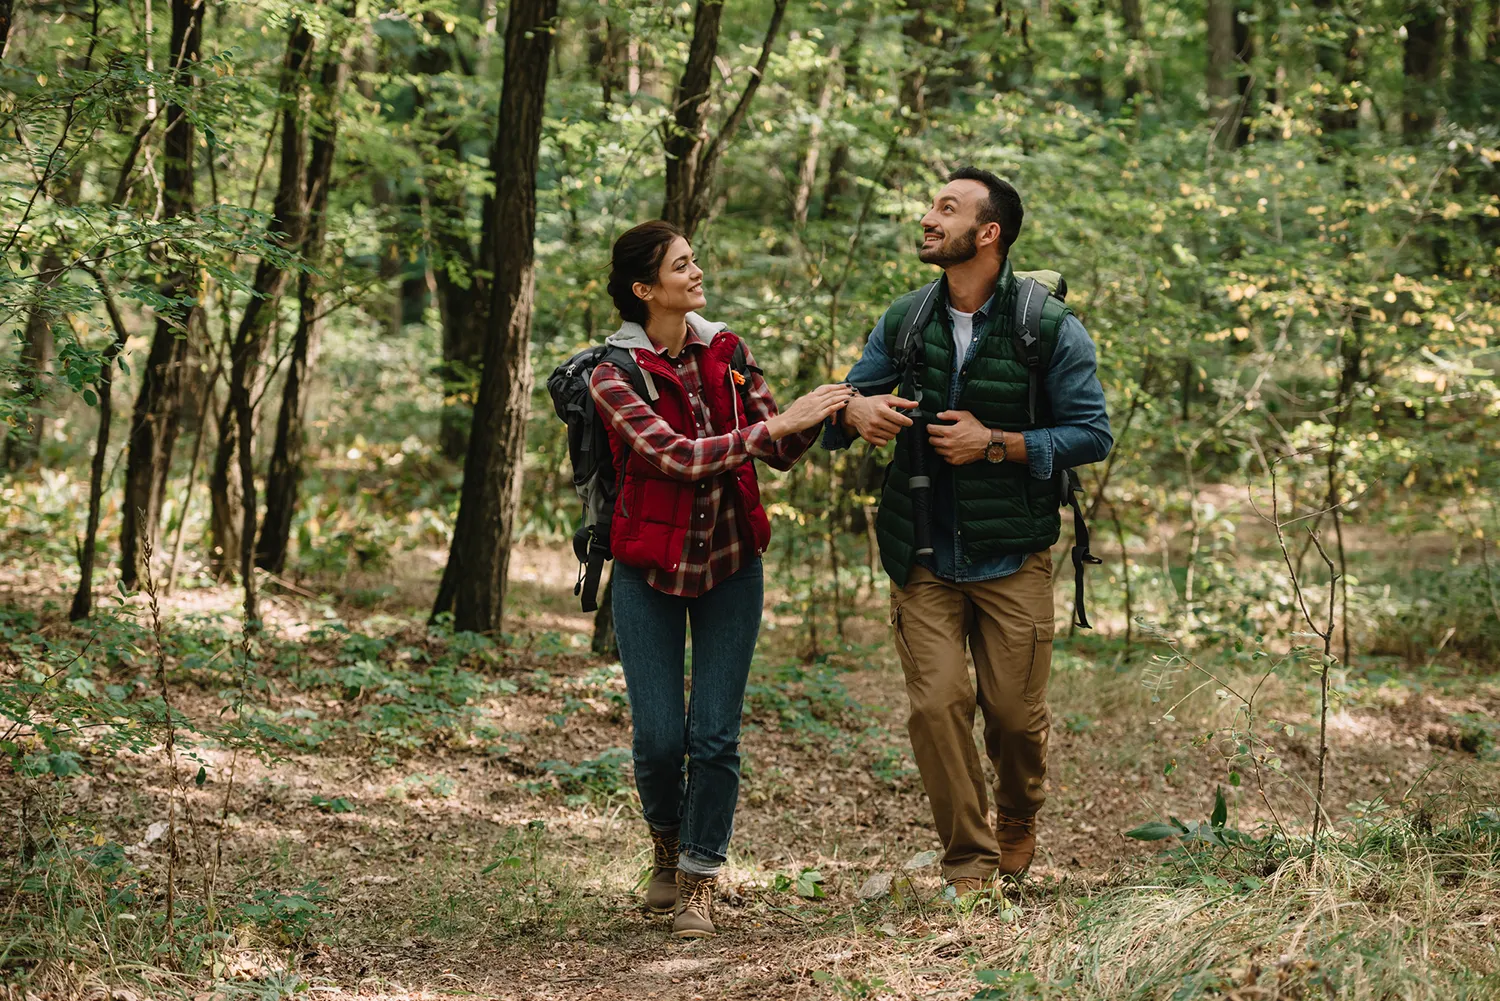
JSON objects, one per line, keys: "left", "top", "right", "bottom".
{"left": 650, "top": 828, "right": 680, "bottom": 869}
{"left": 683, "top": 874, "right": 715, "bottom": 913}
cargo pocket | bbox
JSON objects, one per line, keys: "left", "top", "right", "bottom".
{"left": 890, "top": 599, "right": 919, "bottom": 684}
{"left": 1024, "top": 619, "right": 1055, "bottom": 703}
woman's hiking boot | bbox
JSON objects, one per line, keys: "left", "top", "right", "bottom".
{"left": 995, "top": 812, "right": 1037, "bottom": 876}
{"left": 671, "top": 870, "right": 717, "bottom": 939}
{"left": 645, "top": 828, "right": 680, "bottom": 914}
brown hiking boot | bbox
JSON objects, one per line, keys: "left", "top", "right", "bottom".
{"left": 671, "top": 870, "right": 716, "bottom": 939}
{"left": 996, "top": 812, "right": 1037, "bottom": 876}
{"left": 943, "top": 871, "right": 1000, "bottom": 903}
{"left": 645, "top": 828, "right": 679, "bottom": 914}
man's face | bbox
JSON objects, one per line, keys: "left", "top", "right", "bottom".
{"left": 918, "top": 179, "right": 996, "bottom": 266}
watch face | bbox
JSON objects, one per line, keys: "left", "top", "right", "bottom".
{"left": 987, "top": 442, "right": 1004, "bottom": 463}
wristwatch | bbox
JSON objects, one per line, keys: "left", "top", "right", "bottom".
{"left": 985, "top": 431, "right": 1007, "bottom": 464}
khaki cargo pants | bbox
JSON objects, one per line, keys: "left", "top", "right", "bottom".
{"left": 890, "top": 553, "right": 1054, "bottom": 879}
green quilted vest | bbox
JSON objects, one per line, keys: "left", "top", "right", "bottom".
{"left": 874, "top": 261, "right": 1072, "bottom": 587}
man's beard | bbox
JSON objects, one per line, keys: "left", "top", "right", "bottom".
{"left": 917, "top": 224, "right": 979, "bottom": 266}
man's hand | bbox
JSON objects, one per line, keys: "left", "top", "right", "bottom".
{"left": 927, "top": 410, "right": 993, "bottom": 465}
{"left": 844, "top": 393, "right": 921, "bottom": 447}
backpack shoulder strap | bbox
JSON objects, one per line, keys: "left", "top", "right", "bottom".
{"left": 600, "top": 345, "right": 655, "bottom": 403}
{"left": 728, "top": 339, "right": 758, "bottom": 411}
{"left": 1012, "top": 277, "right": 1054, "bottom": 426}
{"left": 894, "top": 280, "right": 942, "bottom": 367}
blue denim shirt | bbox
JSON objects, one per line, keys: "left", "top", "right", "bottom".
{"left": 822, "top": 287, "right": 1113, "bottom": 583}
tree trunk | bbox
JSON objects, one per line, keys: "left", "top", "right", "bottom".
{"left": 4, "top": 269, "right": 58, "bottom": 469}
{"left": 119, "top": 0, "right": 205, "bottom": 589}
{"left": 208, "top": 17, "right": 315, "bottom": 603}
{"left": 1403, "top": 1, "right": 1443, "bottom": 136}
{"left": 661, "top": 0, "right": 788, "bottom": 238}
{"left": 0, "top": 0, "right": 12, "bottom": 59}
{"left": 1206, "top": 0, "right": 1237, "bottom": 139}
{"left": 70, "top": 282, "right": 131, "bottom": 622}
{"left": 430, "top": 0, "right": 558, "bottom": 634}
{"left": 257, "top": 45, "right": 348, "bottom": 574}
{"left": 592, "top": 572, "right": 618, "bottom": 658}
{"left": 661, "top": 0, "right": 722, "bottom": 234}
{"left": 409, "top": 17, "right": 487, "bottom": 461}
{"left": 791, "top": 47, "right": 839, "bottom": 226}
{"left": 1120, "top": 0, "right": 1146, "bottom": 101}
{"left": 1232, "top": 0, "right": 1254, "bottom": 146}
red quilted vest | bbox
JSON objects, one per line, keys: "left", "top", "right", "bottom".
{"left": 606, "top": 331, "right": 772, "bottom": 575}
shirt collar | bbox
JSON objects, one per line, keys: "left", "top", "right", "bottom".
{"left": 939, "top": 258, "right": 1014, "bottom": 320}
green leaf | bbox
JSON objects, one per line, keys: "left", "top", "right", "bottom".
{"left": 1125, "top": 822, "right": 1182, "bottom": 841}
{"left": 195, "top": 765, "right": 207, "bottom": 787}
{"left": 1211, "top": 785, "right": 1227, "bottom": 831}
{"left": 82, "top": 389, "right": 98, "bottom": 407}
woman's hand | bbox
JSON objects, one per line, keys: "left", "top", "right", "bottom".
{"left": 765, "top": 383, "right": 856, "bottom": 440}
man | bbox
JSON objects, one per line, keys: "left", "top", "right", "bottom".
{"left": 824, "top": 168, "right": 1111, "bottom": 897}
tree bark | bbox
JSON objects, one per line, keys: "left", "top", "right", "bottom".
{"left": 256, "top": 44, "right": 349, "bottom": 573}
{"left": 208, "top": 16, "right": 315, "bottom": 607}
{"left": 1402, "top": 1, "right": 1443, "bottom": 136}
{"left": 70, "top": 278, "right": 131, "bottom": 622}
{"left": 592, "top": 572, "right": 617, "bottom": 658}
{"left": 1206, "top": 0, "right": 1237, "bottom": 139}
{"left": 119, "top": 0, "right": 204, "bottom": 589}
{"left": 1231, "top": 0, "right": 1254, "bottom": 146}
{"left": 0, "top": 0, "right": 12, "bottom": 60}
{"left": 4, "top": 271, "right": 58, "bottom": 469}
{"left": 792, "top": 47, "right": 840, "bottom": 226}
{"left": 1120, "top": 0, "right": 1146, "bottom": 101}
{"left": 430, "top": 0, "right": 558, "bottom": 634}
{"left": 661, "top": 0, "right": 788, "bottom": 238}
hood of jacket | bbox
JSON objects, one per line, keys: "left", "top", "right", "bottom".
{"left": 604, "top": 312, "right": 729, "bottom": 352}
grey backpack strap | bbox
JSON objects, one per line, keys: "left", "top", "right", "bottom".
{"left": 1012, "top": 277, "right": 1049, "bottom": 425}
{"left": 894, "top": 280, "right": 942, "bottom": 370}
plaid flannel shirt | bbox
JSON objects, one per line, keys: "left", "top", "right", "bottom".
{"left": 589, "top": 329, "right": 816, "bottom": 597}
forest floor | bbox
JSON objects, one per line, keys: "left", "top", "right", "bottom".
{"left": 3, "top": 545, "right": 1500, "bottom": 1000}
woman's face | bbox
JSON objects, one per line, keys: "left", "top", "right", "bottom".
{"left": 634, "top": 236, "right": 706, "bottom": 317}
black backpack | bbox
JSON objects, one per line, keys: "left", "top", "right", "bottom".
{"left": 546, "top": 340, "right": 757, "bottom": 612}
{"left": 890, "top": 271, "right": 1103, "bottom": 629}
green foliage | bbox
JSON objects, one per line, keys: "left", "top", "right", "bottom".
{"left": 535, "top": 748, "right": 632, "bottom": 803}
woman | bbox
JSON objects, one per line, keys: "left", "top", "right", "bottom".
{"left": 590, "top": 220, "right": 852, "bottom": 939}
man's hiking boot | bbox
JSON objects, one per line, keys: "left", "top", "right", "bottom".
{"left": 996, "top": 812, "right": 1037, "bottom": 876}
{"left": 943, "top": 871, "right": 1000, "bottom": 903}
{"left": 672, "top": 870, "right": 717, "bottom": 939}
{"left": 645, "top": 828, "right": 679, "bottom": 914}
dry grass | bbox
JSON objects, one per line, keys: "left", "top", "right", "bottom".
{"left": 3, "top": 545, "right": 1499, "bottom": 1001}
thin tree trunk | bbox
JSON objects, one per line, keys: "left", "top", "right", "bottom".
{"left": 120, "top": 0, "right": 205, "bottom": 589}
{"left": 792, "top": 47, "right": 839, "bottom": 226}
{"left": 1206, "top": 0, "right": 1237, "bottom": 140}
{"left": 70, "top": 278, "right": 131, "bottom": 621}
{"left": 208, "top": 16, "right": 315, "bottom": 602}
{"left": 0, "top": 0, "right": 13, "bottom": 59}
{"left": 661, "top": 0, "right": 722, "bottom": 234}
{"left": 662, "top": 0, "right": 788, "bottom": 238}
{"left": 592, "top": 572, "right": 617, "bottom": 658}
{"left": 1403, "top": 1, "right": 1443, "bottom": 136}
{"left": 257, "top": 42, "right": 349, "bottom": 573}
{"left": 4, "top": 271, "right": 58, "bottom": 469}
{"left": 1232, "top": 0, "right": 1254, "bottom": 147}
{"left": 1120, "top": 0, "right": 1146, "bottom": 101}
{"left": 430, "top": 0, "right": 559, "bottom": 634}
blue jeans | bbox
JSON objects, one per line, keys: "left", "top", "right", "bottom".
{"left": 611, "top": 557, "right": 763, "bottom": 865}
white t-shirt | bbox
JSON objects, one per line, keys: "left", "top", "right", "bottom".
{"left": 949, "top": 307, "right": 976, "bottom": 364}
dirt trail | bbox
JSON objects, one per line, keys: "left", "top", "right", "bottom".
{"left": 5, "top": 546, "right": 1496, "bottom": 1001}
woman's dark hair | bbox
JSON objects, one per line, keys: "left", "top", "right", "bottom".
{"left": 608, "top": 220, "right": 685, "bottom": 324}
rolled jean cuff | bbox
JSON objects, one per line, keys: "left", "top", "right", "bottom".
{"left": 680, "top": 843, "right": 726, "bottom": 868}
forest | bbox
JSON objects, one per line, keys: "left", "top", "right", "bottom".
{"left": 2, "top": 0, "right": 1499, "bottom": 997}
